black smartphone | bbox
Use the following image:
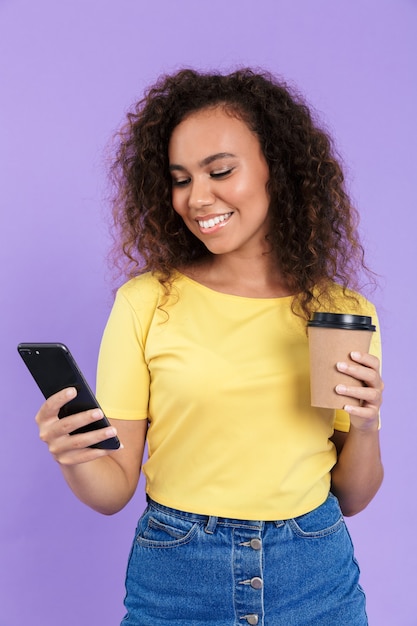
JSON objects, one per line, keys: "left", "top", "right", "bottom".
{"left": 17, "top": 342, "right": 120, "bottom": 450}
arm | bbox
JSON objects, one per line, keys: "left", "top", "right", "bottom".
{"left": 330, "top": 351, "right": 384, "bottom": 517}
{"left": 36, "top": 387, "right": 148, "bottom": 515}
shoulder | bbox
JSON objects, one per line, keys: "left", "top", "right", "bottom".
{"left": 317, "top": 282, "right": 377, "bottom": 317}
{"left": 111, "top": 273, "right": 165, "bottom": 330}
{"left": 118, "top": 272, "right": 161, "bottom": 297}
{"left": 116, "top": 272, "right": 165, "bottom": 310}
{"left": 114, "top": 271, "right": 191, "bottom": 327}
{"left": 320, "top": 282, "right": 381, "bottom": 359}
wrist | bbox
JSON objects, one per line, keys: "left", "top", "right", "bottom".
{"left": 348, "top": 416, "right": 380, "bottom": 435}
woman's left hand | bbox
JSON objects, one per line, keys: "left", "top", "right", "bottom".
{"left": 335, "top": 352, "right": 383, "bottom": 431}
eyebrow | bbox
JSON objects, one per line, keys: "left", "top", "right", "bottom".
{"left": 169, "top": 152, "right": 237, "bottom": 172}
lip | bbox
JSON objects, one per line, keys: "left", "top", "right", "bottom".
{"left": 195, "top": 211, "right": 233, "bottom": 233}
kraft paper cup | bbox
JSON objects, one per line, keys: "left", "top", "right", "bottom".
{"left": 307, "top": 313, "right": 376, "bottom": 409}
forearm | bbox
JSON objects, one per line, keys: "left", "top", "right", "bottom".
{"left": 60, "top": 453, "right": 138, "bottom": 515}
{"left": 35, "top": 390, "right": 147, "bottom": 516}
{"left": 331, "top": 425, "right": 383, "bottom": 516}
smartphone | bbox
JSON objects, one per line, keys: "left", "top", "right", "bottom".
{"left": 17, "top": 342, "right": 120, "bottom": 450}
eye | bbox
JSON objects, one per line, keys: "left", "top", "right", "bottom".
{"left": 210, "top": 168, "right": 233, "bottom": 179}
{"left": 172, "top": 177, "right": 191, "bottom": 187}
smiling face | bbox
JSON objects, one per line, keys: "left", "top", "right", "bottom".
{"left": 168, "top": 106, "right": 271, "bottom": 259}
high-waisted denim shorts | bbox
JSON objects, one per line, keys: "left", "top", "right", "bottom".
{"left": 121, "top": 493, "right": 367, "bottom": 625}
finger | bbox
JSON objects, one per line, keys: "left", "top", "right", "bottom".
{"left": 49, "top": 424, "right": 119, "bottom": 455}
{"left": 335, "top": 383, "right": 382, "bottom": 408}
{"left": 341, "top": 404, "right": 380, "bottom": 431}
{"left": 51, "top": 443, "right": 116, "bottom": 466}
{"left": 38, "top": 406, "right": 103, "bottom": 446}
{"left": 336, "top": 360, "right": 381, "bottom": 388}
{"left": 348, "top": 351, "right": 380, "bottom": 371}
{"left": 52, "top": 408, "right": 105, "bottom": 437}
{"left": 35, "top": 387, "right": 77, "bottom": 425}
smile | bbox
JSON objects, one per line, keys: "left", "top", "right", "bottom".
{"left": 197, "top": 212, "right": 233, "bottom": 230}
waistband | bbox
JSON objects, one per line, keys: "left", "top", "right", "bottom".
{"left": 146, "top": 496, "right": 286, "bottom": 533}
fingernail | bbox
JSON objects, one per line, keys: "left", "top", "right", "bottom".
{"left": 91, "top": 409, "right": 103, "bottom": 420}
{"left": 351, "top": 351, "right": 361, "bottom": 359}
{"left": 337, "top": 362, "right": 348, "bottom": 371}
{"left": 336, "top": 384, "right": 347, "bottom": 394}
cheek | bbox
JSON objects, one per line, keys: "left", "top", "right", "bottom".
{"left": 241, "top": 184, "right": 270, "bottom": 214}
{"left": 228, "top": 168, "right": 269, "bottom": 206}
{"left": 171, "top": 194, "right": 193, "bottom": 224}
{"left": 170, "top": 190, "right": 184, "bottom": 215}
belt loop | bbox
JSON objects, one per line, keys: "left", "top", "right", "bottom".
{"left": 205, "top": 515, "right": 218, "bottom": 534}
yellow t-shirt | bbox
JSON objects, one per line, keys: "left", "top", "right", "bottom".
{"left": 96, "top": 272, "right": 381, "bottom": 520}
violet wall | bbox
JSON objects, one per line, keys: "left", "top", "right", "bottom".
{"left": 1, "top": 0, "right": 416, "bottom": 623}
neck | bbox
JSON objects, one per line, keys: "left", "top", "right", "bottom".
{"left": 184, "top": 252, "right": 292, "bottom": 298}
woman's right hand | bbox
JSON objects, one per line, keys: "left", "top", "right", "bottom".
{"left": 35, "top": 387, "right": 120, "bottom": 466}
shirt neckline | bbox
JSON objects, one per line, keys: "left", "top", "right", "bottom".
{"left": 175, "top": 271, "right": 295, "bottom": 303}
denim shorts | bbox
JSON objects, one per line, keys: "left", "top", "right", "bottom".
{"left": 121, "top": 493, "right": 367, "bottom": 625}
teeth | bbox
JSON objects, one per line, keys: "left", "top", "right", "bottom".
{"left": 198, "top": 212, "right": 232, "bottom": 229}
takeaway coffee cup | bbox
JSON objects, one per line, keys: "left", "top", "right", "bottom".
{"left": 307, "top": 312, "right": 376, "bottom": 409}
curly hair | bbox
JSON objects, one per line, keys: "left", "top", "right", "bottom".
{"left": 109, "top": 67, "right": 371, "bottom": 318}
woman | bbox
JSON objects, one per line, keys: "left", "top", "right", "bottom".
{"left": 36, "top": 68, "right": 383, "bottom": 625}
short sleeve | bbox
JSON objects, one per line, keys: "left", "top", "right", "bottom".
{"left": 96, "top": 289, "right": 150, "bottom": 420}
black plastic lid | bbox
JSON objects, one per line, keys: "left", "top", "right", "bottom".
{"left": 307, "top": 312, "right": 376, "bottom": 331}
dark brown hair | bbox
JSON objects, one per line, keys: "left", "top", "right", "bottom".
{"left": 110, "top": 67, "right": 371, "bottom": 317}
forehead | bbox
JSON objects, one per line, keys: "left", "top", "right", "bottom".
{"left": 168, "top": 106, "right": 261, "bottom": 161}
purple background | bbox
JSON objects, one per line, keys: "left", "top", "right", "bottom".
{"left": 1, "top": 1, "right": 416, "bottom": 624}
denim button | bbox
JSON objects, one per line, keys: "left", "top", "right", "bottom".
{"left": 245, "top": 614, "right": 259, "bottom": 625}
{"left": 250, "top": 576, "right": 263, "bottom": 589}
{"left": 250, "top": 538, "right": 262, "bottom": 550}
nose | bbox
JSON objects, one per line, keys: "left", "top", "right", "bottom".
{"left": 188, "top": 177, "right": 215, "bottom": 210}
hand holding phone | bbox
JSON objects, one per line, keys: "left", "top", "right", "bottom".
{"left": 18, "top": 343, "right": 120, "bottom": 450}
